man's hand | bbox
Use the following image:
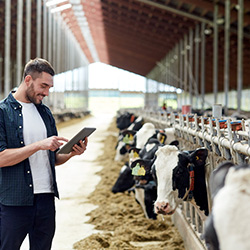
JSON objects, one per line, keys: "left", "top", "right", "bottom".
{"left": 70, "top": 137, "right": 88, "bottom": 156}
{"left": 38, "top": 136, "right": 68, "bottom": 151}
{"left": 55, "top": 137, "right": 88, "bottom": 165}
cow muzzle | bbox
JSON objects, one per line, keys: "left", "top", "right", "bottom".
{"left": 154, "top": 201, "right": 175, "bottom": 215}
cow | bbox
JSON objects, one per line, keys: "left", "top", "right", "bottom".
{"left": 204, "top": 162, "right": 250, "bottom": 250}
{"left": 134, "top": 181, "right": 157, "bottom": 220}
{"left": 116, "top": 112, "right": 136, "bottom": 130}
{"left": 114, "top": 130, "right": 136, "bottom": 162}
{"left": 127, "top": 116, "right": 144, "bottom": 131}
{"left": 130, "top": 158, "right": 158, "bottom": 219}
{"left": 111, "top": 162, "right": 135, "bottom": 194}
{"left": 134, "top": 122, "right": 156, "bottom": 149}
{"left": 153, "top": 145, "right": 209, "bottom": 216}
{"left": 111, "top": 147, "right": 141, "bottom": 193}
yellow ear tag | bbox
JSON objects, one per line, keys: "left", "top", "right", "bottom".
{"left": 196, "top": 156, "right": 199, "bottom": 160}
{"left": 123, "top": 134, "right": 130, "bottom": 144}
{"left": 132, "top": 163, "right": 141, "bottom": 176}
{"left": 138, "top": 166, "right": 146, "bottom": 176}
{"left": 160, "top": 135, "right": 165, "bottom": 144}
{"left": 133, "top": 151, "right": 139, "bottom": 158}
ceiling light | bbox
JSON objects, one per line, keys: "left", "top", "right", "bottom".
{"left": 46, "top": 0, "right": 67, "bottom": 7}
{"left": 51, "top": 3, "right": 72, "bottom": 13}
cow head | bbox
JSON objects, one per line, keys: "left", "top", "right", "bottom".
{"left": 154, "top": 145, "right": 180, "bottom": 215}
{"left": 114, "top": 130, "right": 137, "bottom": 162}
{"left": 111, "top": 163, "right": 135, "bottom": 193}
{"left": 130, "top": 158, "right": 155, "bottom": 184}
{"left": 154, "top": 146, "right": 208, "bottom": 216}
{"left": 172, "top": 148, "right": 208, "bottom": 200}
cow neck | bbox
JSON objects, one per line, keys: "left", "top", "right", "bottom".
{"left": 172, "top": 163, "right": 195, "bottom": 214}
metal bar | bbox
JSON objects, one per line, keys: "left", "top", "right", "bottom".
{"left": 194, "top": 24, "right": 200, "bottom": 109}
{"left": 237, "top": 0, "right": 243, "bottom": 113}
{"left": 26, "top": 0, "right": 31, "bottom": 62}
{"left": 224, "top": 0, "right": 230, "bottom": 116}
{"left": 136, "top": 0, "right": 213, "bottom": 25}
{"left": 200, "top": 23, "right": 206, "bottom": 111}
{"left": 184, "top": 35, "right": 188, "bottom": 104}
{"left": 189, "top": 28, "right": 193, "bottom": 106}
{"left": 36, "top": 0, "right": 42, "bottom": 57}
{"left": 213, "top": 4, "right": 218, "bottom": 104}
{"left": 16, "top": 0, "right": 23, "bottom": 86}
{"left": 43, "top": 0, "right": 47, "bottom": 59}
{"left": 48, "top": 8, "right": 52, "bottom": 63}
{"left": 4, "top": 0, "right": 11, "bottom": 97}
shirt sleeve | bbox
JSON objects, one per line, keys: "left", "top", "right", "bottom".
{"left": 0, "top": 108, "right": 7, "bottom": 152}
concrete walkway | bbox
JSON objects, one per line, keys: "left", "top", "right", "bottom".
{"left": 21, "top": 112, "right": 115, "bottom": 250}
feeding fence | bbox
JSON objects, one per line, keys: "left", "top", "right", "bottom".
{"left": 121, "top": 108, "right": 250, "bottom": 250}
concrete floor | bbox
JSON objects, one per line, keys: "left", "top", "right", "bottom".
{"left": 21, "top": 112, "right": 115, "bottom": 250}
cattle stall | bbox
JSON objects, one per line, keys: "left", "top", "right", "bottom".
{"left": 118, "top": 108, "right": 250, "bottom": 250}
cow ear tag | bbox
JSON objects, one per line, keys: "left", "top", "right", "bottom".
{"left": 132, "top": 163, "right": 146, "bottom": 176}
{"left": 130, "top": 150, "right": 139, "bottom": 159}
{"left": 160, "top": 135, "right": 166, "bottom": 144}
{"left": 196, "top": 156, "right": 199, "bottom": 161}
{"left": 123, "top": 134, "right": 134, "bottom": 144}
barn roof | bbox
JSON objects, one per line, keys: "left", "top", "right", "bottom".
{"left": 1, "top": 0, "right": 250, "bottom": 93}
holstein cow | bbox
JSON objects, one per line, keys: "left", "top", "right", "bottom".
{"left": 204, "top": 162, "right": 250, "bottom": 250}
{"left": 111, "top": 162, "right": 135, "bottom": 193}
{"left": 116, "top": 112, "right": 137, "bottom": 130}
{"left": 114, "top": 122, "right": 158, "bottom": 162}
{"left": 111, "top": 147, "right": 141, "bottom": 193}
{"left": 114, "top": 130, "right": 136, "bottom": 162}
{"left": 154, "top": 145, "right": 209, "bottom": 216}
{"left": 130, "top": 158, "right": 157, "bottom": 219}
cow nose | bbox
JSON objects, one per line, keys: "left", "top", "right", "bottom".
{"left": 155, "top": 202, "right": 169, "bottom": 214}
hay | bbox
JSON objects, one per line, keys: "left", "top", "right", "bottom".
{"left": 73, "top": 119, "right": 185, "bottom": 250}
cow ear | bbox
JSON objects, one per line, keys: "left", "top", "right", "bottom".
{"left": 169, "top": 140, "right": 179, "bottom": 147}
{"left": 191, "top": 148, "right": 208, "bottom": 167}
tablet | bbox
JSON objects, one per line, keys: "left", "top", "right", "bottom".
{"left": 57, "top": 127, "right": 96, "bottom": 154}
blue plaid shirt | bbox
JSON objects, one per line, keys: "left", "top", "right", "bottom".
{"left": 0, "top": 92, "right": 59, "bottom": 206}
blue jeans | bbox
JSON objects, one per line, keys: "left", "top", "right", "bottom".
{"left": 0, "top": 193, "right": 55, "bottom": 250}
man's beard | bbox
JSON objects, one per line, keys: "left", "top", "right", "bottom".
{"left": 26, "top": 83, "right": 44, "bottom": 104}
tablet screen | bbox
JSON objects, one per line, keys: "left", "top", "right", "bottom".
{"left": 57, "top": 127, "right": 96, "bottom": 154}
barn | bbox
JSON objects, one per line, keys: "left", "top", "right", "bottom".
{"left": 0, "top": 1, "right": 250, "bottom": 249}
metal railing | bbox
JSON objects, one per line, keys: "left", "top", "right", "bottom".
{"left": 122, "top": 108, "right": 250, "bottom": 249}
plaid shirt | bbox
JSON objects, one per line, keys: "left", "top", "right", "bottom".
{"left": 0, "top": 92, "right": 59, "bottom": 206}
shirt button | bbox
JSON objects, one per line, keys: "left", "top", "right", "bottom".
{"left": 19, "top": 105, "right": 22, "bottom": 108}
{"left": 29, "top": 184, "right": 32, "bottom": 187}
{"left": 27, "top": 171, "right": 30, "bottom": 174}
{"left": 14, "top": 107, "right": 17, "bottom": 110}
{"left": 20, "top": 141, "right": 24, "bottom": 144}
{"left": 19, "top": 126, "right": 22, "bottom": 128}
{"left": 19, "top": 114, "right": 22, "bottom": 116}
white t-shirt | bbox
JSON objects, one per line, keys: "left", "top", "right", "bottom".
{"left": 19, "top": 101, "right": 54, "bottom": 194}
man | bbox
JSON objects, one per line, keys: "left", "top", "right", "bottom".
{"left": 0, "top": 58, "right": 88, "bottom": 250}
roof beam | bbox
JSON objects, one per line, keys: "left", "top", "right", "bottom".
{"left": 136, "top": 0, "right": 213, "bottom": 25}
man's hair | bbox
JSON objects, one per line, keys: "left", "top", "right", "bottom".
{"left": 22, "top": 58, "right": 55, "bottom": 81}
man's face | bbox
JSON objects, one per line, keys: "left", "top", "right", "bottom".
{"left": 25, "top": 72, "right": 54, "bottom": 104}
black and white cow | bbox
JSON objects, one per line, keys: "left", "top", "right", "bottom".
{"left": 204, "top": 162, "right": 250, "bottom": 250}
{"left": 111, "top": 147, "right": 141, "bottom": 193}
{"left": 114, "top": 130, "right": 137, "bottom": 162}
{"left": 111, "top": 162, "right": 135, "bottom": 193}
{"left": 153, "top": 145, "right": 209, "bottom": 216}
{"left": 116, "top": 112, "right": 136, "bottom": 130}
{"left": 130, "top": 158, "right": 157, "bottom": 219}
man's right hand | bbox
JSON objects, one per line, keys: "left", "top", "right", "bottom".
{"left": 38, "top": 136, "right": 68, "bottom": 151}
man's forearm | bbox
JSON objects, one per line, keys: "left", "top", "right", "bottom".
{"left": 0, "top": 143, "right": 40, "bottom": 168}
